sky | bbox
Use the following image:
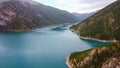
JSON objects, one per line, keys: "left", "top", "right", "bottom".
{"left": 33, "top": 0, "right": 117, "bottom": 14}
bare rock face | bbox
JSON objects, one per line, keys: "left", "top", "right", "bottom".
{"left": 0, "top": 6, "right": 16, "bottom": 26}
{"left": 102, "top": 57, "right": 120, "bottom": 68}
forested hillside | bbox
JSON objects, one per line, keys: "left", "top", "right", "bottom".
{"left": 71, "top": 0, "right": 120, "bottom": 41}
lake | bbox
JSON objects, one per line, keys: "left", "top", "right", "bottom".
{"left": 0, "top": 25, "right": 110, "bottom": 68}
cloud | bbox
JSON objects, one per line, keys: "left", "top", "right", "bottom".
{"left": 57, "top": 0, "right": 68, "bottom": 4}
{"left": 33, "top": 0, "right": 117, "bottom": 13}
{"left": 75, "top": 0, "right": 117, "bottom": 13}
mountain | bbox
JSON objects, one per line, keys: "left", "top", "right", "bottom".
{"left": 0, "top": 0, "right": 79, "bottom": 31}
{"left": 70, "top": 0, "right": 120, "bottom": 41}
{"left": 0, "top": 0, "right": 48, "bottom": 31}
{"left": 24, "top": 1, "right": 79, "bottom": 24}
{"left": 67, "top": 42, "right": 120, "bottom": 68}
{"left": 73, "top": 12, "right": 95, "bottom": 22}
{"left": 67, "top": 1, "right": 120, "bottom": 68}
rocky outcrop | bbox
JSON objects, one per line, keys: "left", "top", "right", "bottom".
{"left": 68, "top": 43, "right": 120, "bottom": 68}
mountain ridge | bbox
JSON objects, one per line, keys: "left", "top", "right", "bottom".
{"left": 73, "top": 12, "right": 95, "bottom": 22}
{"left": 0, "top": 0, "right": 79, "bottom": 31}
{"left": 70, "top": 0, "right": 120, "bottom": 41}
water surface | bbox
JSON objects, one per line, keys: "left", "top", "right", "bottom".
{"left": 0, "top": 25, "right": 110, "bottom": 68}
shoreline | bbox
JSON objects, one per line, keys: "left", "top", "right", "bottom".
{"left": 70, "top": 29, "right": 117, "bottom": 43}
{"left": 0, "top": 30, "right": 30, "bottom": 32}
{"left": 66, "top": 56, "right": 72, "bottom": 68}
{"left": 65, "top": 37, "right": 116, "bottom": 68}
{"left": 0, "top": 23, "right": 73, "bottom": 32}
{"left": 67, "top": 29, "right": 117, "bottom": 68}
{"left": 80, "top": 36, "right": 117, "bottom": 43}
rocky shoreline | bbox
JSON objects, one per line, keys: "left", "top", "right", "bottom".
{"left": 67, "top": 29, "right": 117, "bottom": 68}
{"left": 66, "top": 43, "right": 120, "bottom": 68}
{"left": 66, "top": 37, "right": 117, "bottom": 68}
{"left": 80, "top": 36, "right": 117, "bottom": 43}
{"left": 70, "top": 28, "right": 117, "bottom": 43}
{"left": 66, "top": 56, "right": 72, "bottom": 68}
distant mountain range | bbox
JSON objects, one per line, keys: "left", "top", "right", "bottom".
{"left": 0, "top": 0, "right": 80, "bottom": 31}
{"left": 73, "top": 12, "right": 95, "bottom": 22}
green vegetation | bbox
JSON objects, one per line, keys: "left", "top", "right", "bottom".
{"left": 71, "top": 0, "right": 120, "bottom": 40}
{"left": 27, "top": 3, "right": 79, "bottom": 24}
{"left": 69, "top": 49, "right": 91, "bottom": 62}
{"left": 69, "top": 43, "right": 120, "bottom": 68}
{"left": 8, "top": 15, "right": 29, "bottom": 30}
{"left": 68, "top": 1, "right": 120, "bottom": 68}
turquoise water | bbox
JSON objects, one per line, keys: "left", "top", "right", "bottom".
{"left": 0, "top": 25, "right": 110, "bottom": 68}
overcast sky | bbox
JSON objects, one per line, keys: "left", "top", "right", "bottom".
{"left": 33, "top": 0, "right": 117, "bottom": 13}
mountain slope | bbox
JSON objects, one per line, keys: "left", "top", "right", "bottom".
{"left": 67, "top": 1, "right": 120, "bottom": 68}
{"left": 23, "top": 1, "right": 79, "bottom": 24}
{"left": 68, "top": 42, "right": 120, "bottom": 68}
{"left": 0, "top": 0, "right": 48, "bottom": 31}
{"left": 73, "top": 12, "right": 95, "bottom": 22}
{"left": 71, "top": 0, "right": 120, "bottom": 41}
{"left": 0, "top": 0, "right": 79, "bottom": 31}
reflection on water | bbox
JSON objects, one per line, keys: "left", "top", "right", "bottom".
{"left": 50, "top": 25, "right": 68, "bottom": 31}
{"left": 80, "top": 39, "right": 111, "bottom": 47}
{"left": 0, "top": 25, "right": 111, "bottom": 68}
